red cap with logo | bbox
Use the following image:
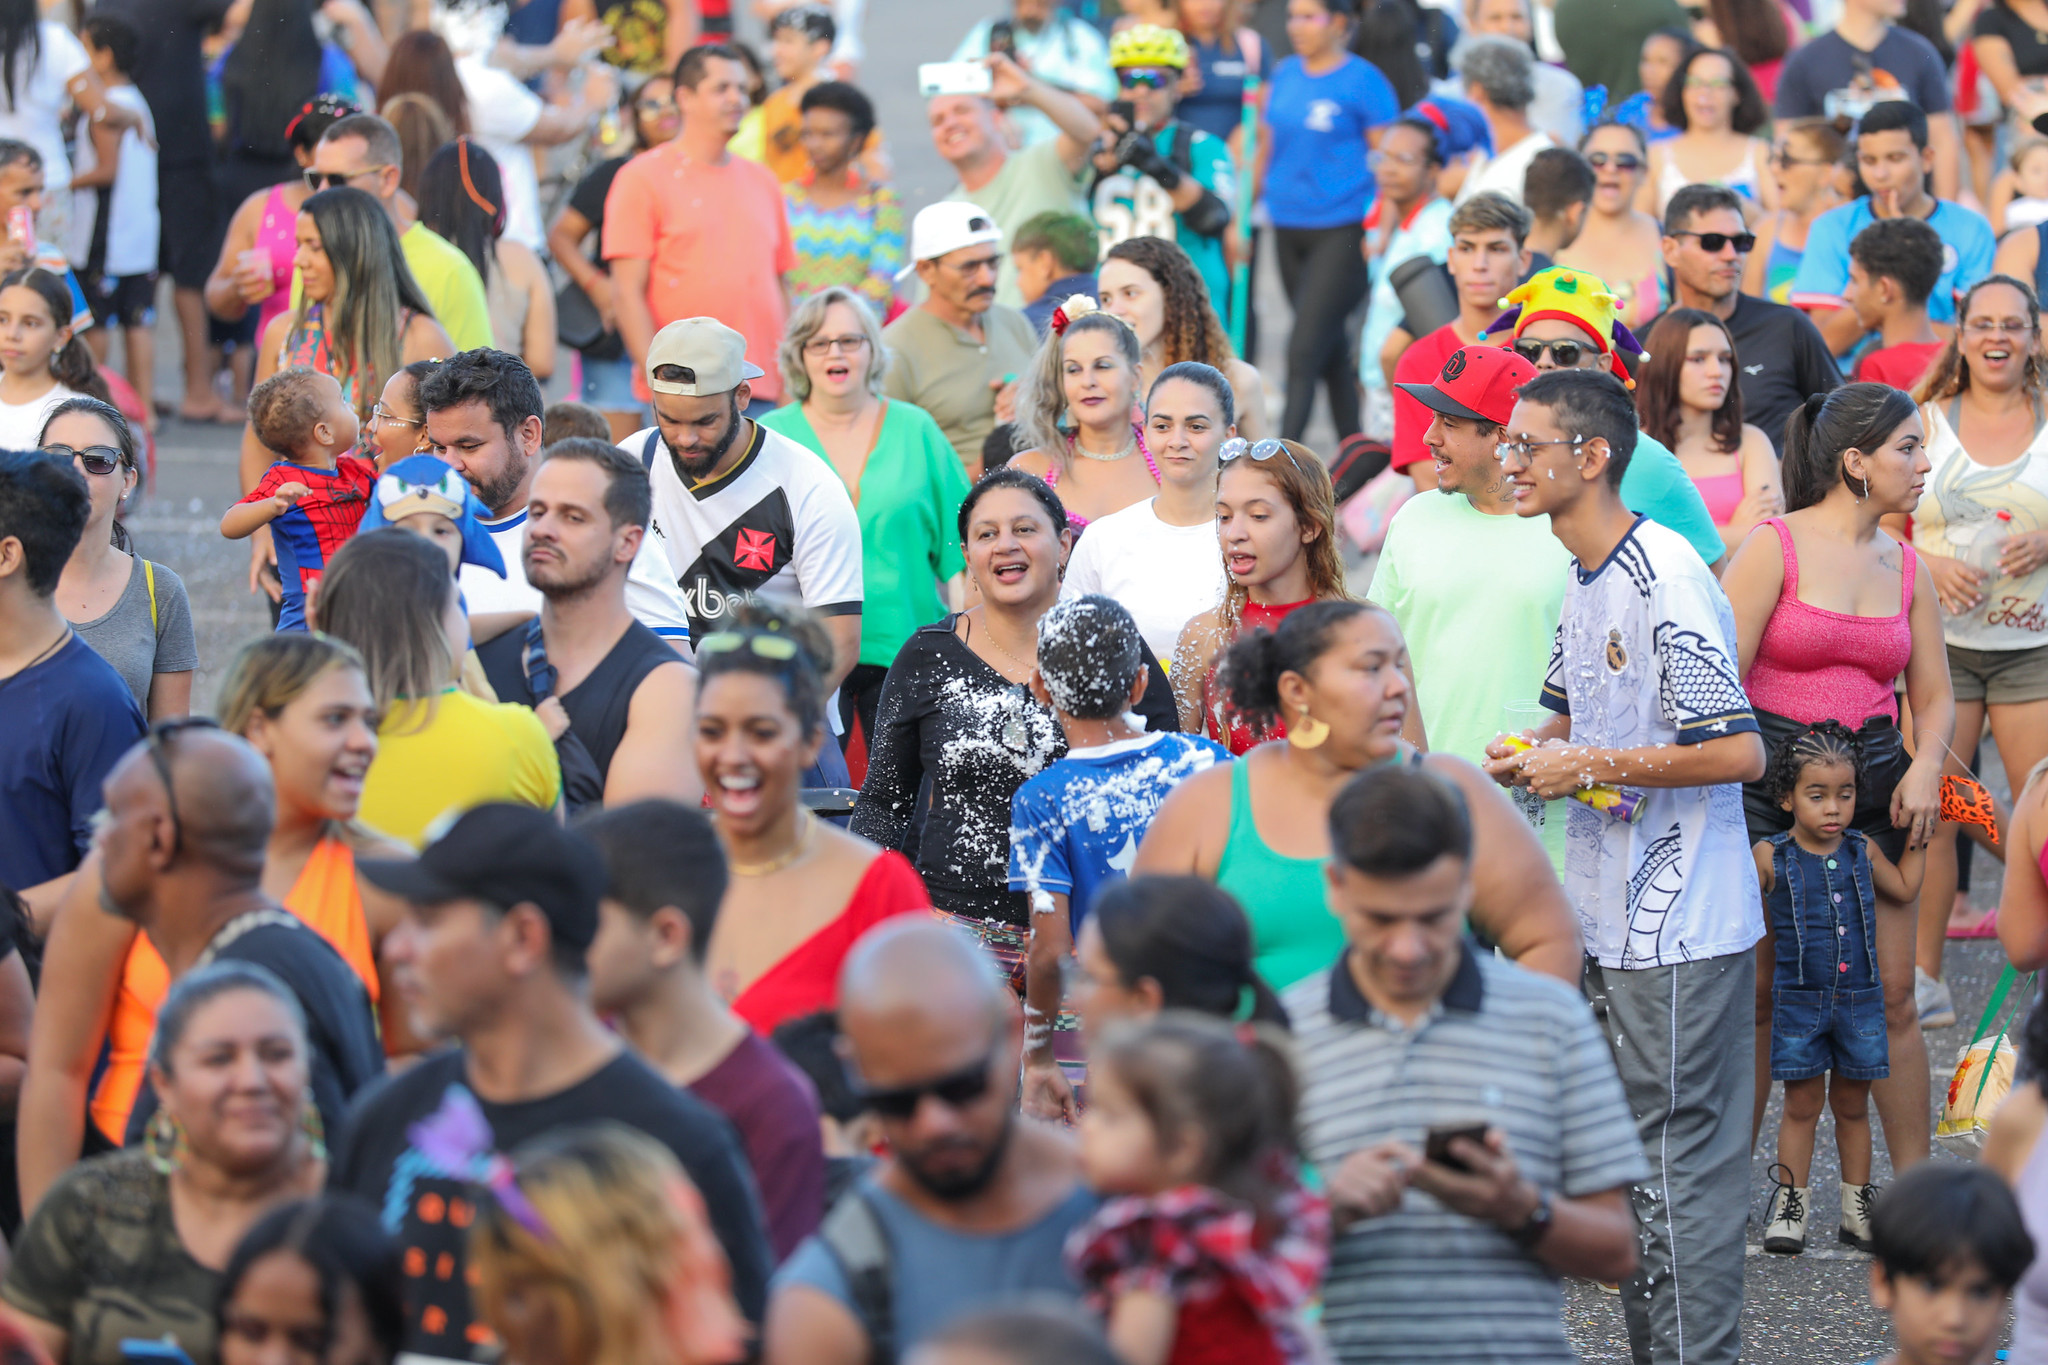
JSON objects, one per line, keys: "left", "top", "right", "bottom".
{"left": 1395, "top": 344, "right": 1537, "bottom": 427}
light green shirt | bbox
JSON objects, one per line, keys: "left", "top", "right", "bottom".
{"left": 287, "top": 221, "right": 492, "bottom": 353}
{"left": 759, "top": 398, "right": 971, "bottom": 667}
{"left": 1366, "top": 490, "right": 1571, "bottom": 867}
{"left": 943, "top": 140, "right": 1090, "bottom": 309}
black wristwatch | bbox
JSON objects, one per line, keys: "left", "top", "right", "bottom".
{"left": 1508, "top": 1185, "right": 1553, "bottom": 1251}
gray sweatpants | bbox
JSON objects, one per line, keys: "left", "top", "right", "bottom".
{"left": 1584, "top": 951, "right": 1756, "bottom": 1365}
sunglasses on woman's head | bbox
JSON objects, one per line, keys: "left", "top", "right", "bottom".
{"left": 1512, "top": 338, "right": 1592, "bottom": 368}
{"left": 44, "top": 443, "right": 122, "bottom": 475}
{"left": 699, "top": 631, "right": 799, "bottom": 660}
{"left": 1219, "top": 437, "right": 1303, "bottom": 472}
{"left": 1585, "top": 151, "right": 1642, "bottom": 171}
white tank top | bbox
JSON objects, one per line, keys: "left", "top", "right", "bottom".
{"left": 1912, "top": 401, "right": 2048, "bottom": 650}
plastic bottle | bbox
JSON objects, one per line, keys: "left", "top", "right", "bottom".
{"left": 1954, "top": 510, "right": 2014, "bottom": 575}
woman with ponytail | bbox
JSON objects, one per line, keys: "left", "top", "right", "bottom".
{"left": 1073, "top": 876, "right": 1290, "bottom": 1034}
{"left": 0, "top": 266, "right": 107, "bottom": 448}
{"left": 1136, "top": 599, "right": 1580, "bottom": 991}
{"left": 1720, "top": 379, "right": 1950, "bottom": 1173}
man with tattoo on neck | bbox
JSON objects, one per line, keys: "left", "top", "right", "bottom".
{"left": 1365, "top": 344, "right": 1576, "bottom": 865}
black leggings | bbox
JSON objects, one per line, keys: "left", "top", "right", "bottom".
{"left": 1273, "top": 222, "right": 1368, "bottom": 442}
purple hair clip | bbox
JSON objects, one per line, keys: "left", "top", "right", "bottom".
{"left": 407, "top": 1085, "right": 551, "bottom": 1242}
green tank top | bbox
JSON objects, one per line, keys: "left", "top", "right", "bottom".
{"left": 1214, "top": 755, "right": 1347, "bottom": 992}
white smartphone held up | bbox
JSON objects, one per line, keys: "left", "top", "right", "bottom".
{"left": 919, "top": 61, "right": 994, "bottom": 98}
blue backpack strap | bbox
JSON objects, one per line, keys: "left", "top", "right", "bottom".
{"left": 641, "top": 428, "right": 662, "bottom": 472}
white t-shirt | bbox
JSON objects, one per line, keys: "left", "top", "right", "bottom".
{"left": 0, "top": 24, "right": 87, "bottom": 204}
{"left": 1540, "top": 516, "right": 1764, "bottom": 970}
{"left": 624, "top": 421, "right": 863, "bottom": 646}
{"left": 1454, "top": 130, "right": 1558, "bottom": 207}
{"left": 66, "top": 84, "right": 157, "bottom": 279}
{"left": 0, "top": 381, "right": 79, "bottom": 450}
{"left": 456, "top": 55, "right": 543, "bottom": 249}
{"left": 1059, "top": 498, "right": 1225, "bottom": 665}
{"left": 1912, "top": 402, "right": 2048, "bottom": 651}
{"left": 458, "top": 506, "right": 694, "bottom": 645}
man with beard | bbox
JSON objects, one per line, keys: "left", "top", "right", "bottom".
{"left": 418, "top": 348, "right": 693, "bottom": 643}
{"left": 764, "top": 920, "right": 1096, "bottom": 1365}
{"left": 474, "top": 440, "right": 701, "bottom": 811}
{"left": 91, "top": 724, "right": 383, "bottom": 1145}
{"left": 623, "top": 317, "right": 862, "bottom": 697}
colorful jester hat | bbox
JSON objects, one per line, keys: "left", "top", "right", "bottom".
{"left": 1485, "top": 266, "right": 1651, "bottom": 389}
{"left": 359, "top": 454, "right": 506, "bottom": 577}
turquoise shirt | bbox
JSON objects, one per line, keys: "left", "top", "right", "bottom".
{"left": 1624, "top": 433, "right": 1727, "bottom": 569}
{"left": 1092, "top": 122, "right": 1236, "bottom": 316}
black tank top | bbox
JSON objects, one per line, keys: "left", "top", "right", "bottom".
{"left": 559, "top": 621, "right": 677, "bottom": 781}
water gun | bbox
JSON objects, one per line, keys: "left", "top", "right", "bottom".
{"left": 1498, "top": 735, "right": 1647, "bottom": 824}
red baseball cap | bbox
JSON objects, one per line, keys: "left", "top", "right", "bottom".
{"left": 1396, "top": 345, "right": 1538, "bottom": 427}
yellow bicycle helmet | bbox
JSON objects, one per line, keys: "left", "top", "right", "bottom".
{"left": 1109, "top": 23, "right": 1189, "bottom": 71}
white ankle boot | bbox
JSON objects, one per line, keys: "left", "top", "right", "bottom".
{"left": 1840, "top": 1182, "right": 1879, "bottom": 1252}
{"left": 1764, "top": 1165, "right": 1808, "bottom": 1255}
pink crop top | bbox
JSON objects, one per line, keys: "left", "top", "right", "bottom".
{"left": 1745, "top": 518, "right": 1916, "bottom": 726}
{"left": 1692, "top": 470, "right": 1746, "bottom": 527}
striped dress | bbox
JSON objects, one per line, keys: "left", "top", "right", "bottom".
{"left": 783, "top": 178, "right": 905, "bottom": 315}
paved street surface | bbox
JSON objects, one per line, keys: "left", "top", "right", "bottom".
{"left": 119, "top": 4, "right": 2017, "bottom": 1360}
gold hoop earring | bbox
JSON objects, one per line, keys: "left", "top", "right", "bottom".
{"left": 145, "top": 1108, "right": 186, "bottom": 1174}
{"left": 1288, "top": 712, "right": 1330, "bottom": 749}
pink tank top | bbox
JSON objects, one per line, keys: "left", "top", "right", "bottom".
{"left": 1745, "top": 517, "right": 1916, "bottom": 726}
{"left": 1692, "top": 470, "right": 1746, "bottom": 527}
{"left": 254, "top": 184, "right": 298, "bottom": 342}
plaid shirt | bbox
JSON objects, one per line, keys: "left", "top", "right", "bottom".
{"left": 1066, "top": 1181, "right": 1330, "bottom": 1365}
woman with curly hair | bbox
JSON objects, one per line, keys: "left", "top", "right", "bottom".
{"left": 1720, "top": 380, "right": 1949, "bottom": 1172}
{"left": 1099, "top": 235, "right": 1270, "bottom": 439}
{"left": 1135, "top": 598, "right": 1580, "bottom": 990}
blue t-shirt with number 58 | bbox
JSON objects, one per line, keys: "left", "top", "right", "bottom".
{"left": 1264, "top": 52, "right": 1399, "bottom": 229}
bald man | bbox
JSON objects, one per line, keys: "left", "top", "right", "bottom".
{"left": 765, "top": 921, "right": 1096, "bottom": 1365}
{"left": 95, "top": 724, "right": 384, "bottom": 1145}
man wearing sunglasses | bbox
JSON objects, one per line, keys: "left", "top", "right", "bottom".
{"left": 1488, "top": 265, "right": 1727, "bottom": 570}
{"left": 1658, "top": 183, "right": 1842, "bottom": 456}
{"left": 1089, "top": 26, "right": 1234, "bottom": 315}
{"left": 1785, "top": 100, "right": 1993, "bottom": 359}
{"left": 0, "top": 449, "right": 142, "bottom": 926}
{"left": 768, "top": 920, "right": 1097, "bottom": 1365}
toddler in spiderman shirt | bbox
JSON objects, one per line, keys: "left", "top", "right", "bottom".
{"left": 221, "top": 366, "right": 372, "bottom": 631}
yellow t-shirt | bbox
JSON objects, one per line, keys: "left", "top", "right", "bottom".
{"left": 359, "top": 689, "right": 561, "bottom": 849}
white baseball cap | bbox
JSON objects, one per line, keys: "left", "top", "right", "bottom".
{"left": 645, "top": 317, "right": 765, "bottom": 396}
{"left": 895, "top": 201, "right": 1003, "bottom": 280}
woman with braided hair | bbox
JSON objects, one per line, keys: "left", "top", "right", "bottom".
{"left": 1721, "top": 379, "right": 1951, "bottom": 1173}
{"left": 1099, "top": 235, "right": 1270, "bottom": 440}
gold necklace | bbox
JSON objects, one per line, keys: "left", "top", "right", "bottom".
{"left": 976, "top": 617, "right": 1036, "bottom": 677}
{"left": 726, "top": 811, "right": 816, "bottom": 877}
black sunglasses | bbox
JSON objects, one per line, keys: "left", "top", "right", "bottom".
{"left": 1585, "top": 151, "right": 1642, "bottom": 172}
{"left": 855, "top": 1049, "right": 997, "bottom": 1119}
{"left": 44, "top": 443, "right": 123, "bottom": 475}
{"left": 303, "top": 166, "right": 386, "bottom": 192}
{"left": 145, "top": 716, "right": 224, "bottom": 854}
{"left": 1672, "top": 229, "right": 1756, "bottom": 254}
{"left": 1513, "top": 338, "right": 1592, "bottom": 367}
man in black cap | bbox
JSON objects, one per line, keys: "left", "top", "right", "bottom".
{"left": 334, "top": 805, "right": 775, "bottom": 1363}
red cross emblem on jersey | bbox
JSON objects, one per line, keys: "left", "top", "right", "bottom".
{"left": 733, "top": 527, "right": 779, "bottom": 572}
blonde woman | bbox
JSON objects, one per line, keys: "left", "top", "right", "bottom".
{"left": 1008, "top": 298, "right": 1160, "bottom": 533}
{"left": 471, "top": 1125, "right": 748, "bottom": 1365}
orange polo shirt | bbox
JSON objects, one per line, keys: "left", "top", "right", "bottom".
{"left": 603, "top": 142, "right": 796, "bottom": 402}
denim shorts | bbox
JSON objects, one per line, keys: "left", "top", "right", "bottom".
{"left": 1771, "top": 984, "right": 1890, "bottom": 1081}
{"left": 579, "top": 353, "right": 646, "bottom": 414}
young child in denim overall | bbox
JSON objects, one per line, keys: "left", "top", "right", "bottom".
{"left": 1753, "top": 722, "right": 1925, "bottom": 1256}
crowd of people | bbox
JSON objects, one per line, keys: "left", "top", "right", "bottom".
{"left": 19, "top": 0, "right": 2048, "bottom": 1362}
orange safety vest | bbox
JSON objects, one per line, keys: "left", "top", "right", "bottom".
{"left": 88, "top": 836, "right": 380, "bottom": 1144}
